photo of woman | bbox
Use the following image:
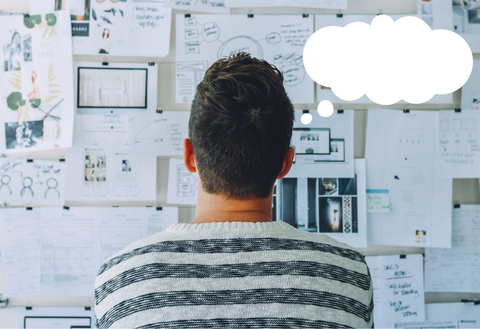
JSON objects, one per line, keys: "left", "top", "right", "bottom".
{"left": 4, "top": 32, "right": 22, "bottom": 72}
{"left": 97, "top": 28, "right": 111, "bottom": 54}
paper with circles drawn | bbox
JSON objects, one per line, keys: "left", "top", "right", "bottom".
{"left": 0, "top": 158, "right": 66, "bottom": 205}
{"left": 175, "top": 14, "right": 314, "bottom": 104}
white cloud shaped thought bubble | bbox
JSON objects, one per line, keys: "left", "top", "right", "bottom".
{"left": 303, "top": 15, "right": 473, "bottom": 105}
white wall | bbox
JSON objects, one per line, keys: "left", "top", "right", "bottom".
{"left": 1, "top": 0, "right": 480, "bottom": 326}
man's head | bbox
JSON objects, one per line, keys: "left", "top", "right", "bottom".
{"left": 187, "top": 52, "right": 295, "bottom": 200}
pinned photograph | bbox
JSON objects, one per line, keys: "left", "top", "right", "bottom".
{"left": 122, "top": 159, "right": 131, "bottom": 172}
{"left": 3, "top": 31, "right": 23, "bottom": 72}
{"left": 4, "top": 121, "right": 44, "bottom": 149}
{"left": 21, "top": 62, "right": 50, "bottom": 100}
{"left": 319, "top": 197, "right": 343, "bottom": 233}
{"left": 96, "top": 155, "right": 106, "bottom": 181}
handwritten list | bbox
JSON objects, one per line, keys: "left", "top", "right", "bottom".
{"left": 366, "top": 254, "right": 425, "bottom": 327}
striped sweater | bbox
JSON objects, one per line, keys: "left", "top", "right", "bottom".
{"left": 95, "top": 221, "right": 374, "bottom": 328}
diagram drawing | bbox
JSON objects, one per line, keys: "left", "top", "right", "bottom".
{"left": 42, "top": 226, "right": 95, "bottom": 245}
{"left": 44, "top": 177, "right": 60, "bottom": 198}
{"left": 130, "top": 118, "right": 171, "bottom": 143}
{"left": 41, "top": 249, "right": 94, "bottom": 270}
{"left": 101, "top": 226, "right": 142, "bottom": 245}
{"left": 176, "top": 164, "right": 197, "bottom": 197}
{"left": 176, "top": 15, "right": 313, "bottom": 104}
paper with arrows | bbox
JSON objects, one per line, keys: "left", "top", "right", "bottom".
{"left": 0, "top": 158, "right": 65, "bottom": 205}
{"left": 167, "top": 158, "right": 198, "bottom": 205}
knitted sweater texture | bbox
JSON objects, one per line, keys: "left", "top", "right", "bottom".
{"left": 94, "top": 221, "right": 374, "bottom": 328}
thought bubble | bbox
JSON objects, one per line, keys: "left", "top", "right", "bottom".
{"left": 303, "top": 15, "right": 473, "bottom": 105}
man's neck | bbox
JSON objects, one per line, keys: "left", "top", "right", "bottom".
{"left": 190, "top": 187, "right": 273, "bottom": 224}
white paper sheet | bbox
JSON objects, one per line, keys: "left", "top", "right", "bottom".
{"left": 167, "top": 158, "right": 198, "bottom": 205}
{"left": 276, "top": 159, "right": 367, "bottom": 248}
{"left": 30, "top": 0, "right": 172, "bottom": 57}
{"left": 425, "top": 205, "right": 480, "bottom": 293}
{"left": 0, "top": 158, "right": 65, "bottom": 205}
{"left": 164, "top": 0, "right": 229, "bottom": 13}
{"left": 417, "top": 0, "right": 454, "bottom": 30}
{"left": 365, "top": 109, "right": 452, "bottom": 248}
{"left": 286, "top": 109, "right": 354, "bottom": 178}
{"left": 0, "top": 208, "right": 41, "bottom": 298}
{"left": 365, "top": 254, "right": 425, "bottom": 327}
{"left": 396, "top": 302, "right": 480, "bottom": 328}
{"left": 65, "top": 114, "right": 157, "bottom": 201}
{"left": 436, "top": 110, "right": 480, "bottom": 178}
{"left": 0, "top": 12, "right": 74, "bottom": 153}
{"left": 1, "top": 206, "right": 179, "bottom": 297}
{"left": 366, "top": 189, "right": 391, "bottom": 213}
{"left": 314, "top": 15, "right": 454, "bottom": 105}
{"left": 129, "top": 111, "right": 190, "bottom": 156}
{"left": 452, "top": 0, "right": 480, "bottom": 53}
{"left": 225, "top": 0, "right": 347, "bottom": 9}
{"left": 14, "top": 306, "right": 96, "bottom": 328}
{"left": 175, "top": 14, "right": 314, "bottom": 104}
{"left": 461, "top": 60, "right": 480, "bottom": 110}
{"left": 30, "top": 0, "right": 85, "bottom": 16}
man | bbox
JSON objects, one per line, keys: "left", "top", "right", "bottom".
{"left": 94, "top": 52, "right": 374, "bottom": 328}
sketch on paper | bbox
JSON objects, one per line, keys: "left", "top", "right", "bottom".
{"left": 176, "top": 14, "right": 314, "bottom": 104}
{"left": 164, "top": 0, "right": 229, "bottom": 13}
{"left": 129, "top": 111, "right": 189, "bottom": 156}
{"left": 77, "top": 67, "right": 148, "bottom": 108}
{"left": 0, "top": 158, "right": 66, "bottom": 205}
{"left": 14, "top": 307, "right": 95, "bottom": 329}
{"left": 167, "top": 158, "right": 199, "bottom": 205}
{"left": 0, "top": 12, "right": 74, "bottom": 154}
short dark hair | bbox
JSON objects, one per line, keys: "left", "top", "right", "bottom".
{"left": 189, "top": 52, "right": 294, "bottom": 200}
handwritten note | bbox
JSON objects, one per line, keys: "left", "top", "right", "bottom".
{"left": 436, "top": 110, "right": 480, "bottom": 178}
{"left": 366, "top": 254, "right": 425, "bottom": 326}
{"left": 367, "top": 189, "right": 390, "bottom": 213}
{"left": 164, "top": 0, "right": 229, "bottom": 13}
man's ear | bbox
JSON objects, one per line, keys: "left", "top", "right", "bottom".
{"left": 277, "top": 146, "right": 294, "bottom": 179}
{"left": 183, "top": 138, "right": 196, "bottom": 173}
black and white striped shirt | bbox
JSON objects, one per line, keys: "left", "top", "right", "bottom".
{"left": 95, "top": 221, "right": 374, "bottom": 328}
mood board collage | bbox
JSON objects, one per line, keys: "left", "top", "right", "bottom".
{"left": 0, "top": 0, "right": 480, "bottom": 327}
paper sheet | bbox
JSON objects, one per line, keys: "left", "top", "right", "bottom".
{"left": 0, "top": 12, "right": 74, "bottom": 153}
{"left": 225, "top": 0, "right": 347, "bottom": 9}
{"left": 0, "top": 208, "right": 41, "bottom": 297}
{"left": 417, "top": 0, "right": 454, "bottom": 30}
{"left": 30, "top": 0, "right": 172, "bottom": 57}
{"left": 276, "top": 159, "right": 367, "bottom": 248}
{"left": 167, "top": 158, "right": 198, "bottom": 205}
{"left": 461, "top": 60, "right": 480, "bottom": 110}
{"left": 286, "top": 109, "right": 354, "bottom": 178}
{"left": 366, "top": 189, "right": 391, "bottom": 213}
{"left": 65, "top": 114, "right": 157, "bottom": 201}
{"left": 14, "top": 306, "right": 95, "bottom": 328}
{"left": 452, "top": 0, "right": 480, "bottom": 53}
{"left": 425, "top": 205, "right": 480, "bottom": 293}
{"left": 436, "top": 110, "right": 480, "bottom": 178}
{"left": 1, "top": 206, "right": 179, "bottom": 297}
{"left": 365, "top": 109, "right": 452, "bottom": 248}
{"left": 365, "top": 254, "right": 425, "bottom": 327}
{"left": 0, "top": 158, "right": 65, "bottom": 205}
{"left": 314, "top": 15, "right": 454, "bottom": 105}
{"left": 175, "top": 14, "right": 314, "bottom": 104}
{"left": 164, "top": 0, "right": 229, "bottom": 13}
{"left": 129, "top": 111, "right": 190, "bottom": 156}
{"left": 396, "top": 302, "right": 480, "bottom": 328}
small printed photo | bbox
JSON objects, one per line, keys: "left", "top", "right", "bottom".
{"left": 122, "top": 159, "right": 132, "bottom": 172}
{"left": 318, "top": 178, "right": 338, "bottom": 196}
{"left": 319, "top": 197, "right": 343, "bottom": 233}
{"left": 469, "top": 8, "right": 480, "bottom": 24}
{"left": 415, "top": 230, "right": 427, "bottom": 243}
{"left": 85, "top": 155, "right": 95, "bottom": 168}
{"left": 85, "top": 168, "right": 95, "bottom": 181}
{"left": 3, "top": 31, "right": 23, "bottom": 72}
{"left": 338, "top": 176, "right": 357, "bottom": 195}
{"left": 4, "top": 121, "right": 43, "bottom": 149}
{"left": 22, "top": 34, "right": 32, "bottom": 62}
{"left": 97, "top": 155, "right": 106, "bottom": 168}
{"left": 22, "top": 62, "right": 49, "bottom": 100}
{"left": 96, "top": 167, "right": 106, "bottom": 181}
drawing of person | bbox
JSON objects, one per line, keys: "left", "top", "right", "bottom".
{"left": 26, "top": 70, "right": 41, "bottom": 99}
{"left": 6, "top": 32, "right": 22, "bottom": 71}
{"left": 98, "top": 28, "right": 111, "bottom": 54}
